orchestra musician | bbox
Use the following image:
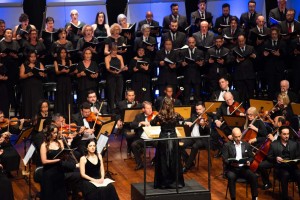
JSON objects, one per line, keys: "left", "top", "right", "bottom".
{"left": 210, "top": 76, "right": 240, "bottom": 102}
{"left": 86, "top": 90, "right": 108, "bottom": 115}
{"left": 154, "top": 85, "right": 182, "bottom": 112}
{"left": 130, "top": 101, "right": 157, "bottom": 170}
{"left": 267, "top": 126, "right": 300, "bottom": 200}
{"left": 182, "top": 102, "right": 210, "bottom": 172}
{"left": 222, "top": 127, "right": 258, "bottom": 200}
{"left": 276, "top": 80, "right": 299, "bottom": 103}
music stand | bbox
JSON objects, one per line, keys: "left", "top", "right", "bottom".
{"left": 291, "top": 103, "right": 300, "bottom": 115}
{"left": 99, "top": 114, "right": 113, "bottom": 123}
{"left": 122, "top": 108, "right": 143, "bottom": 123}
{"left": 174, "top": 106, "right": 192, "bottom": 120}
{"left": 205, "top": 101, "right": 222, "bottom": 113}
{"left": 250, "top": 99, "right": 274, "bottom": 112}
{"left": 97, "top": 120, "right": 117, "bottom": 178}
{"left": 223, "top": 115, "right": 246, "bottom": 128}
{"left": 15, "top": 127, "right": 33, "bottom": 145}
{"left": 176, "top": 125, "right": 188, "bottom": 138}
{"left": 143, "top": 126, "right": 183, "bottom": 138}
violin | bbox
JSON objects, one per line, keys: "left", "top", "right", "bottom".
{"left": 60, "top": 123, "right": 81, "bottom": 133}
{"left": 261, "top": 103, "right": 284, "bottom": 124}
{"left": 228, "top": 102, "right": 245, "bottom": 116}
{"left": 86, "top": 112, "right": 103, "bottom": 125}
{"left": 147, "top": 111, "right": 158, "bottom": 121}
{"left": 0, "top": 117, "right": 31, "bottom": 129}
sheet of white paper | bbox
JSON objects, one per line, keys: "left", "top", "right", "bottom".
{"left": 23, "top": 144, "right": 36, "bottom": 166}
{"left": 97, "top": 134, "right": 109, "bottom": 153}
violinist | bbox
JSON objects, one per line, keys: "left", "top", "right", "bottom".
{"left": 182, "top": 102, "right": 210, "bottom": 172}
{"left": 267, "top": 126, "right": 300, "bottom": 200}
{"left": 116, "top": 90, "right": 142, "bottom": 156}
{"left": 71, "top": 102, "right": 96, "bottom": 157}
{"left": 0, "top": 110, "right": 25, "bottom": 135}
{"left": 154, "top": 85, "right": 182, "bottom": 111}
{"left": 86, "top": 90, "right": 108, "bottom": 115}
{"left": 276, "top": 80, "right": 299, "bottom": 103}
{"left": 243, "top": 107, "right": 267, "bottom": 145}
{"left": 130, "top": 101, "right": 157, "bottom": 170}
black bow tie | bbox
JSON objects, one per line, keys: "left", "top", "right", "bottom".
{"left": 221, "top": 89, "right": 228, "bottom": 92}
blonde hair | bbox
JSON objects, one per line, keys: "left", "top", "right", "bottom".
{"left": 110, "top": 23, "right": 122, "bottom": 35}
{"left": 244, "top": 107, "right": 258, "bottom": 129}
{"left": 82, "top": 25, "right": 93, "bottom": 36}
{"left": 278, "top": 93, "right": 290, "bottom": 105}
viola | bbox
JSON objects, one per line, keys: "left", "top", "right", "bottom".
{"left": 228, "top": 102, "right": 245, "bottom": 116}
{"left": 86, "top": 112, "right": 103, "bottom": 125}
{"left": 147, "top": 111, "right": 158, "bottom": 121}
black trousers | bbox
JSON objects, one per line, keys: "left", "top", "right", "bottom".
{"left": 257, "top": 159, "right": 273, "bottom": 185}
{"left": 131, "top": 139, "right": 157, "bottom": 166}
{"left": 183, "top": 82, "right": 201, "bottom": 104}
{"left": 182, "top": 138, "right": 208, "bottom": 169}
{"left": 275, "top": 166, "right": 300, "bottom": 199}
{"left": 234, "top": 79, "right": 255, "bottom": 104}
{"left": 226, "top": 167, "right": 258, "bottom": 199}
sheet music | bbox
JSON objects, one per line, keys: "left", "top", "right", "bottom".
{"left": 23, "top": 144, "right": 36, "bottom": 166}
{"left": 97, "top": 134, "right": 109, "bottom": 153}
{"left": 89, "top": 178, "right": 115, "bottom": 187}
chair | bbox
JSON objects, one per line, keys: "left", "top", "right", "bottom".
{"left": 272, "top": 169, "right": 298, "bottom": 198}
{"left": 225, "top": 177, "right": 248, "bottom": 199}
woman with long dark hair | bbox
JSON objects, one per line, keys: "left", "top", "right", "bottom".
{"left": 40, "top": 124, "right": 67, "bottom": 200}
{"left": 54, "top": 47, "right": 73, "bottom": 116}
{"left": 150, "top": 97, "right": 185, "bottom": 189}
{"left": 79, "top": 139, "right": 119, "bottom": 200}
{"left": 92, "top": 12, "right": 111, "bottom": 38}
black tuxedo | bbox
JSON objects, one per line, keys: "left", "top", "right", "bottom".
{"left": 160, "top": 31, "right": 186, "bottom": 49}
{"left": 117, "top": 100, "right": 142, "bottom": 116}
{"left": 90, "top": 101, "right": 108, "bottom": 115}
{"left": 239, "top": 11, "right": 260, "bottom": 35}
{"left": 222, "top": 27, "right": 244, "bottom": 50}
{"left": 210, "top": 89, "right": 240, "bottom": 103}
{"left": 231, "top": 45, "right": 256, "bottom": 102}
{"left": 190, "top": 10, "right": 213, "bottom": 26}
{"left": 213, "top": 15, "right": 233, "bottom": 34}
{"left": 206, "top": 46, "right": 230, "bottom": 91}
{"left": 136, "top": 19, "right": 160, "bottom": 37}
{"left": 263, "top": 39, "right": 287, "bottom": 99}
{"left": 162, "top": 14, "right": 188, "bottom": 33}
{"left": 154, "top": 49, "right": 179, "bottom": 94}
{"left": 222, "top": 141, "right": 258, "bottom": 199}
{"left": 180, "top": 48, "right": 204, "bottom": 104}
{"left": 267, "top": 139, "right": 300, "bottom": 199}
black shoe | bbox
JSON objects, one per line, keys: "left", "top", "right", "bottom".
{"left": 262, "top": 183, "right": 272, "bottom": 190}
{"left": 134, "top": 163, "right": 144, "bottom": 170}
{"left": 214, "top": 150, "right": 222, "bottom": 158}
{"left": 183, "top": 167, "right": 189, "bottom": 173}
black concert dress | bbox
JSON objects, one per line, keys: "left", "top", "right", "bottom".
{"left": 150, "top": 113, "right": 185, "bottom": 189}
{"left": 82, "top": 157, "right": 119, "bottom": 200}
{"left": 41, "top": 149, "right": 67, "bottom": 200}
{"left": 21, "top": 62, "right": 43, "bottom": 118}
{"left": 0, "top": 154, "right": 14, "bottom": 200}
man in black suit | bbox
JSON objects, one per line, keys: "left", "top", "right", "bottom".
{"left": 222, "top": 17, "right": 245, "bottom": 50}
{"left": 136, "top": 11, "right": 160, "bottom": 37}
{"left": 290, "top": 38, "right": 300, "bottom": 95}
{"left": 190, "top": 0, "right": 213, "bottom": 28}
{"left": 71, "top": 102, "right": 95, "bottom": 156}
{"left": 160, "top": 20, "right": 186, "bottom": 50}
{"left": 210, "top": 76, "right": 240, "bottom": 102}
{"left": 239, "top": 0, "right": 260, "bottom": 36}
{"left": 276, "top": 80, "right": 299, "bottom": 103}
{"left": 162, "top": 3, "right": 188, "bottom": 33}
{"left": 263, "top": 27, "right": 287, "bottom": 100}
{"left": 267, "top": 126, "right": 300, "bottom": 200}
{"left": 193, "top": 21, "right": 215, "bottom": 50}
{"left": 213, "top": 3, "right": 232, "bottom": 35}
{"left": 116, "top": 89, "right": 142, "bottom": 155}
{"left": 182, "top": 102, "right": 210, "bottom": 172}
{"left": 134, "top": 24, "right": 157, "bottom": 61}
{"left": 86, "top": 90, "right": 108, "bottom": 114}
{"left": 154, "top": 85, "right": 182, "bottom": 111}
{"left": 222, "top": 127, "right": 258, "bottom": 200}
{"left": 279, "top": 9, "right": 300, "bottom": 41}
{"left": 232, "top": 34, "right": 256, "bottom": 104}
{"left": 130, "top": 101, "right": 157, "bottom": 170}
{"left": 154, "top": 39, "right": 179, "bottom": 95}
{"left": 268, "top": 0, "right": 288, "bottom": 26}
{"left": 206, "top": 36, "right": 230, "bottom": 92}
{"left": 180, "top": 36, "right": 204, "bottom": 104}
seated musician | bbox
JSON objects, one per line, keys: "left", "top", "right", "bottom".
{"left": 116, "top": 90, "right": 142, "bottom": 156}
{"left": 182, "top": 102, "right": 210, "bottom": 172}
{"left": 267, "top": 126, "right": 300, "bottom": 200}
{"left": 222, "top": 127, "right": 258, "bottom": 200}
{"left": 86, "top": 90, "right": 108, "bottom": 115}
{"left": 71, "top": 102, "right": 96, "bottom": 157}
{"left": 155, "top": 85, "right": 182, "bottom": 111}
{"left": 257, "top": 116, "right": 287, "bottom": 190}
{"left": 210, "top": 76, "right": 240, "bottom": 102}
{"left": 275, "top": 80, "right": 299, "bottom": 103}
{"left": 130, "top": 101, "right": 157, "bottom": 170}
{"left": 0, "top": 133, "right": 14, "bottom": 199}
{"left": 244, "top": 107, "right": 267, "bottom": 146}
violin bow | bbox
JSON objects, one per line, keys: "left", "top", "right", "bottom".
{"left": 229, "top": 102, "right": 244, "bottom": 115}
{"left": 68, "top": 104, "right": 71, "bottom": 133}
{"left": 191, "top": 103, "right": 214, "bottom": 126}
{"left": 92, "top": 100, "right": 104, "bottom": 130}
{"left": 7, "top": 104, "right": 11, "bottom": 133}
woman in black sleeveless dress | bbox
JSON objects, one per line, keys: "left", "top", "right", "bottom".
{"left": 79, "top": 139, "right": 119, "bottom": 200}
{"left": 19, "top": 51, "right": 45, "bottom": 118}
{"left": 40, "top": 124, "right": 67, "bottom": 200}
{"left": 150, "top": 97, "right": 185, "bottom": 189}
{"left": 104, "top": 45, "right": 128, "bottom": 112}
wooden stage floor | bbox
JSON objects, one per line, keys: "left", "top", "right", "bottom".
{"left": 10, "top": 135, "right": 298, "bottom": 200}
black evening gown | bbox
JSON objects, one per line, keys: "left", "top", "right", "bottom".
{"left": 54, "top": 62, "right": 73, "bottom": 117}
{"left": 150, "top": 113, "right": 185, "bottom": 189}
{"left": 21, "top": 63, "right": 43, "bottom": 118}
{"left": 41, "top": 149, "right": 67, "bottom": 200}
{"left": 0, "top": 170, "right": 14, "bottom": 200}
{"left": 82, "top": 157, "right": 119, "bottom": 200}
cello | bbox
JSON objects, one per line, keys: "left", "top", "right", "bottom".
{"left": 249, "top": 128, "right": 278, "bottom": 172}
{"left": 242, "top": 116, "right": 258, "bottom": 142}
